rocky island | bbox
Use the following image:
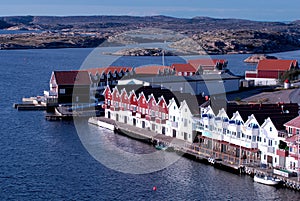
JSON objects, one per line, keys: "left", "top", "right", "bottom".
{"left": 1, "top": 16, "right": 300, "bottom": 54}
{"left": 107, "top": 48, "right": 176, "bottom": 56}
{"left": 244, "top": 54, "right": 278, "bottom": 63}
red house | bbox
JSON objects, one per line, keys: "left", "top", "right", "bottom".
{"left": 110, "top": 88, "right": 120, "bottom": 111}
{"left": 129, "top": 91, "right": 138, "bottom": 116}
{"left": 155, "top": 96, "right": 168, "bottom": 124}
{"left": 49, "top": 70, "right": 91, "bottom": 104}
{"left": 146, "top": 95, "right": 157, "bottom": 121}
{"left": 119, "top": 89, "right": 130, "bottom": 111}
{"left": 188, "top": 59, "right": 228, "bottom": 71}
{"left": 136, "top": 92, "right": 148, "bottom": 118}
{"left": 171, "top": 63, "right": 196, "bottom": 76}
{"left": 245, "top": 59, "right": 298, "bottom": 85}
{"left": 102, "top": 86, "right": 112, "bottom": 109}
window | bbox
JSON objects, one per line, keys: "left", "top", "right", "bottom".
{"left": 270, "top": 127, "right": 272, "bottom": 132}
{"left": 184, "top": 119, "right": 188, "bottom": 127}
{"left": 268, "top": 140, "right": 273, "bottom": 146}
{"left": 289, "top": 127, "right": 292, "bottom": 134}
{"left": 59, "top": 88, "right": 66, "bottom": 94}
{"left": 275, "top": 158, "right": 277, "bottom": 163}
{"left": 297, "top": 129, "right": 300, "bottom": 135}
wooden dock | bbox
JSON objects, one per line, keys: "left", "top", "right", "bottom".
{"left": 88, "top": 116, "right": 300, "bottom": 190}
{"left": 13, "top": 103, "right": 47, "bottom": 111}
{"left": 89, "top": 117, "right": 242, "bottom": 174}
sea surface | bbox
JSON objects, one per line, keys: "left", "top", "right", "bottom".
{"left": 1, "top": 47, "right": 300, "bottom": 200}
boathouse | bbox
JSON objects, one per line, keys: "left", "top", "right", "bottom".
{"left": 188, "top": 59, "right": 228, "bottom": 72}
{"left": 245, "top": 59, "right": 299, "bottom": 86}
{"left": 49, "top": 71, "right": 91, "bottom": 104}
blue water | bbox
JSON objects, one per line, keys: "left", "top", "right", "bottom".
{"left": 1, "top": 48, "right": 300, "bottom": 200}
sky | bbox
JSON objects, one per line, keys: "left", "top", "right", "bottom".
{"left": 1, "top": 0, "right": 299, "bottom": 21}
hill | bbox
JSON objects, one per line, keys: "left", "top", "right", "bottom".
{"left": 0, "top": 15, "right": 300, "bottom": 54}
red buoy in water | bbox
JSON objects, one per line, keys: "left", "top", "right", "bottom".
{"left": 153, "top": 186, "right": 157, "bottom": 191}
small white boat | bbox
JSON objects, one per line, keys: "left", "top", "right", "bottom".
{"left": 155, "top": 144, "right": 168, "bottom": 151}
{"left": 254, "top": 175, "right": 281, "bottom": 186}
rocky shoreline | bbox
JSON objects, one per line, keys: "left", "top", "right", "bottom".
{"left": 0, "top": 33, "right": 105, "bottom": 50}
{"left": 1, "top": 15, "right": 300, "bottom": 54}
{"left": 244, "top": 54, "right": 278, "bottom": 63}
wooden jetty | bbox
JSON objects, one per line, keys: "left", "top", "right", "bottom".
{"left": 13, "top": 103, "right": 47, "bottom": 111}
{"left": 89, "top": 117, "right": 242, "bottom": 175}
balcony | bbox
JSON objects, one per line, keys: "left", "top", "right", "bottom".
{"left": 136, "top": 113, "right": 145, "bottom": 118}
{"left": 245, "top": 127, "right": 259, "bottom": 136}
{"left": 276, "top": 149, "right": 289, "bottom": 157}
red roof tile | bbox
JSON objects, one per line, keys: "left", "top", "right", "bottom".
{"left": 188, "top": 59, "right": 227, "bottom": 69}
{"left": 257, "top": 60, "right": 297, "bottom": 71}
{"left": 135, "top": 66, "right": 172, "bottom": 75}
{"left": 54, "top": 71, "right": 91, "bottom": 85}
{"left": 171, "top": 63, "right": 196, "bottom": 73}
{"left": 284, "top": 116, "right": 300, "bottom": 129}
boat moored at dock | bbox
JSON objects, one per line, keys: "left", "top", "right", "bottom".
{"left": 254, "top": 175, "right": 281, "bottom": 186}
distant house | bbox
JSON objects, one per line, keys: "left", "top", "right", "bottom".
{"left": 188, "top": 59, "right": 228, "bottom": 72}
{"left": 171, "top": 63, "right": 196, "bottom": 76}
{"left": 134, "top": 65, "right": 173, "bottom": 76}
{"left": 87, "top": 66, "right": 132, "bottom": 88}
{"left": 49, "top": 71, "right": 91, "bottom": 104}
{"left": 118, "top": 73, "right": 240, "bottom": 95}
{"left": 245, "top": 59, "right": 298, "bottom": 85}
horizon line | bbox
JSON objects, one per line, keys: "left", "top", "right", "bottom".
{"left": 0, "top": 14, "right": 297, "bottom": 23}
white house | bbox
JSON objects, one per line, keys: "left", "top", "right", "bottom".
{"left": 259, "top": 117, "right": 282, "bottom": 168}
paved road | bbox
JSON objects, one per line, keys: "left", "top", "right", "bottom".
{"left": 289, "top": 83, "right": 300, "bottom": 108}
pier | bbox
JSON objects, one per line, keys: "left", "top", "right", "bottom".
{"left": 89, "top": 116, "right": 300, "bottom": 191}
{"left": 89, "top": 117, "right": 242, "bottom": 174}
{"left": 13, "top": 103, "right": 47, "bottom": 110}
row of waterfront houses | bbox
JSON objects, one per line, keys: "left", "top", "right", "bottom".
{"left": 103, "top": 85, "right": 300, "bottom": 173}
